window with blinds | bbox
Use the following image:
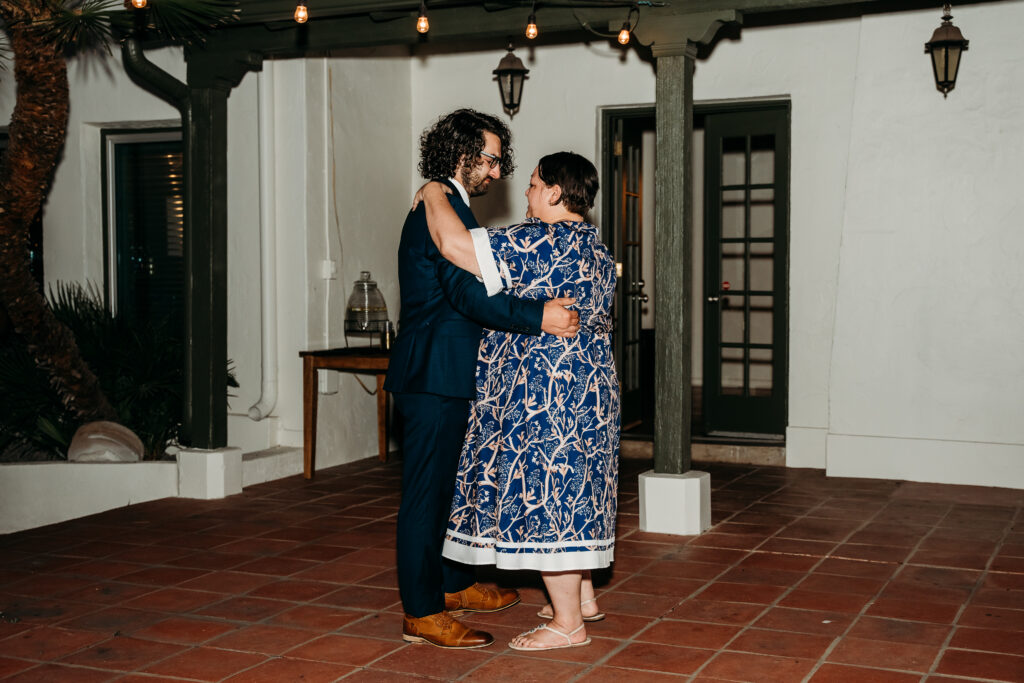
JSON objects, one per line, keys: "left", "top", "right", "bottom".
{"left": 0, "top": 132, "right": 45, "bottom": 289}
{"left": 102, "top": 130, "right": 184, "bottom": 330}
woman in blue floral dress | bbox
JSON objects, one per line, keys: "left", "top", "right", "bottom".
{"left": 416, "top": 152, "right": 620, "bottom": 651}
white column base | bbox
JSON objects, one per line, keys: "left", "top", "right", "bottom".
{"left": 638, "top": 469, "right": 712, "bottom": 536}
{"left": 177, "top": 447, "right": 243, "bottom": 499}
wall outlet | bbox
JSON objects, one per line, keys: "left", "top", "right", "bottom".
{"left": 320, "top": 259, "right": 337, "bottom": 280}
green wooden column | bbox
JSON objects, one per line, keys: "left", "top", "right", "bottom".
{"left": 653, "top": 47, "right": 696, "bottom": 475}
{"left": 636, "top": 11, "right": 741, "bottom": 475}
{"left": 180, "top": 85, "right": 229, "bottom": 448}
{"left": 122, "top": 41, "right": 259, "bottom": 449}
{"left": 181, "top": 49, "right": 261, "bottom": 449}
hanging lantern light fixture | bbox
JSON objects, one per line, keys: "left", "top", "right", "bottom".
{"left": 294, "top": 1, "right": 309, "bottom": 23}
{"left": 131, "top": 0, "right": 147, "bottom": 8}
{"left": 925, "top": 3, "right": 969, "bottom": 97}
{"left": 493, "top": 42, "right": 530, "bottom": 117}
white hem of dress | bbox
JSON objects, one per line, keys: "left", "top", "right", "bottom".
{"left": 446, "top": 528, "right": 615, "bottom": 550}
{"left": 442, "top": 537, "right": 615, "bottom": 571}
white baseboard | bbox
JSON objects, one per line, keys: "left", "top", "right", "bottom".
{"left": 243, "top": 447, "right": 304, "bottom": 487}
{"left": 826, "top": 433, "right": 1024, "bottom": 490}
{"left": 786, "top": 426, "right": 828, "bottom": 469}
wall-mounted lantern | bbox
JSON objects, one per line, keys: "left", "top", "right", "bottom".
{"left": 925, "top": 3, "right": 969, "bottom": 97}
{"left": 493, "top": 43, "right": 529, "bottom": 117}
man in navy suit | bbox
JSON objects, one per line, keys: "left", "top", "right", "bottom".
{"left": 385, "top": 110, "right": 579, "bottom": 649}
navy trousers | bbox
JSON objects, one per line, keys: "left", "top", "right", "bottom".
{"left": 393, "top": 391, "right": 476, "bottom": 617}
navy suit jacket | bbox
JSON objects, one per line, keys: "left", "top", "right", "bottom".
{"left": 384, "top": 179, "right": 543, "bottom": 400}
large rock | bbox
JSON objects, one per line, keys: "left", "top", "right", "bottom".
{"left": 68, "top": 421, "right": 144, "bottom": 463}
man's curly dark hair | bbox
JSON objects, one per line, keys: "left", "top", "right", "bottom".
{"left": 418, "top": 109, "right": 515, "bottom": 180}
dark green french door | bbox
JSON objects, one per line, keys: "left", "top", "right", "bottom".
{"left": 609, "top": 117, "right": 646, "bottom": 428}
{"left": 702, "top": 106, "right": 789, "bottom": 436}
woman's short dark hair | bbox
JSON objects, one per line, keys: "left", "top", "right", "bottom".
{"left": 418, "top": 109, "right": 515, "bottom": 180}
{"left": 537, "top": 152, "right": 599, "bottom": 216}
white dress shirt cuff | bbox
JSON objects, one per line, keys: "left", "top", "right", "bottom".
{"left": 470, "top": 228, "right": 503, "bottom": 296}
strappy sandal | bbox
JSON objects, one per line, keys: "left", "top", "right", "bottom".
{"left": 536, "top": 597, "right": 606, "bottom": 623}
{"left": 508, "top": 622, "right": 591, "bottom": 651}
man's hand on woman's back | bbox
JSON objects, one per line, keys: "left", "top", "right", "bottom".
{"left": 541, "top": 297, "right": 580, "bottom": 337}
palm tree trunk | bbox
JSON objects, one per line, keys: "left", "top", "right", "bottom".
{"left": 0, "top": 2, "right": 116, "bottom": 422}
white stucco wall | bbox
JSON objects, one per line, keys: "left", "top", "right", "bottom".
{"left": 298, "top": 49, "right": 412, "bottom": 468}
{"left": 228, "top": 50, "right": 412, "bottom": 468}
{"left": 411, "top": 41, "right": 657, "bottom": 226}
{"left": 825, "top": 6, "right": 1024, "bottom": 486}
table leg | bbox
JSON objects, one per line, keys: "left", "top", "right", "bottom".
{"left": 376, "top": 375, "right": 388, "bottom": 463}
{"left": 303, "top": 357, "right": 318, "bottom": 479}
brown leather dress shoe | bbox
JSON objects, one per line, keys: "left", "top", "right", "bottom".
{"left": 445, "top": 582, "right": 521, "bottom": 613}
{"left": 402, "top": 611, "right": 494, "bottom": 649}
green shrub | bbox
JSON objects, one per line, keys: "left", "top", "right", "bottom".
{"left": 0, "top": 283, "right": 237, "bottom": 461}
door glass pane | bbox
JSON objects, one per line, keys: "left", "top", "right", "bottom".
{"left": 628, "top": 147, "right": 639, "bottom": 193}
{"left": 750, "top": 348, "right": 773, "bottom": 396}
{"left": 721, "top": 295, "right": 745, "bottom": 344}
{"left": 750, "top": 135, "right": 775, "bottom": 184}
{"left": 722, "top": 189, "right": 745, "bottom": 239}
{"left": 750, "top": 189, "right": 774, "bottom": 239}
{"left": 749, "top": 295, "right": 773, "bottom": 345}
{"left": 626, "top": 196, "right": 638, "bottom": 241}
{"left": 722, "top": 137, "right": 746, "bottom": 186}
{"left": 721, "top": 242, "right": 745, "bottom": 292}
{"left": 749, "top": 242, "right": 774, "bottom": 292}
{"left": 721, "top": 346, "right": 744, "bottom": 395}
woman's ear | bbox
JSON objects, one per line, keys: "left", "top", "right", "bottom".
{"left": 547, "top": 184, "right": 563, "bottom": 207}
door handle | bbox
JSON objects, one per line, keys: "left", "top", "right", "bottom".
{"left": 640, "top": 294, "right": 649, "bottom": 303}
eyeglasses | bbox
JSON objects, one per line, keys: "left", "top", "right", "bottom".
{"left": 479, "top": 150, "right": 502, "bottom": 169}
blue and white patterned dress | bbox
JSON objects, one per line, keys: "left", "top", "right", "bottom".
{"left": 441, "top": 218, "right": 621, "bottom": 571}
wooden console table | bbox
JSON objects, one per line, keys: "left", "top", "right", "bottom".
{"left": 300, "top": 347, "right": 390, "bottom": 479}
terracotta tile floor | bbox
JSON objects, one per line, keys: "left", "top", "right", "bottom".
{"left": 2, "top": 456, "right": 1023, "bottom": 682}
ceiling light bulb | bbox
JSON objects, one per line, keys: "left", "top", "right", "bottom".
{"left": 131, "top": 0, "right": 147, "bottom": 7}
{"left": 525, "top": 14, "right": 538, "bottom": 40}
{"left": 294, "top": 2, "right": 308, "bottom": 23}
{"left": 618, "top": 22, "right": 631, "bottom": 45}
{"left": 416, "top": 1, "right": 429, "bottom": 33}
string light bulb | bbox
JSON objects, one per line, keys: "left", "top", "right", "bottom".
{"left": 416, "top": 1, "right": 429, "bottom": 33}
{"left": 617, "top": 21, "right": 630, "bottom": 44}
{"left": 294, "top": 1, "right": 308, "bottom": 23}
{"left": 617, "top": 6, "right": 639, "bottom": 47}
{"left": 131, "top": 0, "right": 147, "bottom": 8}
{"left": 525, "top": 10, "right": 538, "bottom": 40}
